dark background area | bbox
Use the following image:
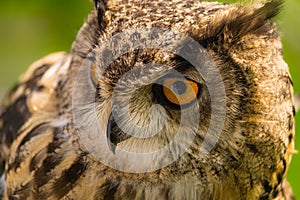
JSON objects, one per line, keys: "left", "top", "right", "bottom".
{"left": 0, "top": 0, "right": 299, "bottom": 197}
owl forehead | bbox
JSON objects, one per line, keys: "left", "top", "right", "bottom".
{"left": 100, "top": 49, "right": 192, "bottom": 86}
{"left": 102, "top": 0, "right": 232, "bottom": 40}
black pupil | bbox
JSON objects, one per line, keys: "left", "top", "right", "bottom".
{"left": 171, "top": 81, "right": 187, "bottom": 95}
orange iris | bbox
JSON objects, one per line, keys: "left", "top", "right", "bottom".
{"left": 162, "top": 78, "right": 199, "bottom": 106}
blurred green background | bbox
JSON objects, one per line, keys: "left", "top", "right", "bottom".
{"left": 0, "top": 0, "right": 299, "bottom": 197}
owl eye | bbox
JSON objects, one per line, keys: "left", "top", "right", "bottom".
{"left": 154, "top": 76, "right": 201, "bottom": 108}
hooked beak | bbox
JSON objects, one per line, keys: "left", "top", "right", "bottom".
{"left": 106, "top": 112, "right": 130, "bottom": 154}
{"left": 106, "top": 112, "right": 117, "bottom": 153}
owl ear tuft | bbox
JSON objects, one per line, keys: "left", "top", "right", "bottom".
{"left": 258, "top": 0, "right": 284, "bottom": 19}
{"left": 93, "top": 0, "right": 108, "bottom": 29}
{"left": 93, "top": 0, "right": 107, "bottom": 14}
{"left": 202, "top": 0, "right": 284, "bottom": 49}
{"left": 232, "top": 0, "right": 283, "bottom": 38}
{"left": 71, "top": 0, "right": 109, "bottom": 57}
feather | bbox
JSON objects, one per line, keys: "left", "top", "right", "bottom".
{"left": 295, "top": 93, "right": 300, "bottom": 112}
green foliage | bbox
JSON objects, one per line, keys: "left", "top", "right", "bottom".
{"left": 0, "top": 0, "right": 299, "bottom": 197}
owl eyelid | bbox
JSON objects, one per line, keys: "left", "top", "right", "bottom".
{"left": 182, "top": 77, "right": 201, "bottom": 86}
{"left": 157, "top": 73, "right": 201, "bottom": 86}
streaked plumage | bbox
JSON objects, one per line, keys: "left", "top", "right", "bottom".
{"left": 0, "top": 0, "right": 297, "bottom": 199}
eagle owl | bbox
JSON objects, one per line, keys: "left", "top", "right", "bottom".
{"left": 0, "top": 0, "right": 297, "bottom": 199}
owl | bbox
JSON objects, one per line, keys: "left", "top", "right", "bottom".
{"left": 0, "top": 0, "right": 297, "bottom": 199}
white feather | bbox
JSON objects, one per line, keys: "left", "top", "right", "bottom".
{"left": 295, "top": 93, "right": 300, "bottom": 112}
{"left": 0, "top": 173, "right": 5, "bottom": 198}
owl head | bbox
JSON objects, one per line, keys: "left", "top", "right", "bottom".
{"left": 70, "top": 0, "right": 293, "bottom": 197}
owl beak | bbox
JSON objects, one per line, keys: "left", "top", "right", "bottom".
{"left": 107, "top": 112, "right": 117, "bottom": 154}
{"left": 106, "top": 112, "right": 130, "bottom": 154}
